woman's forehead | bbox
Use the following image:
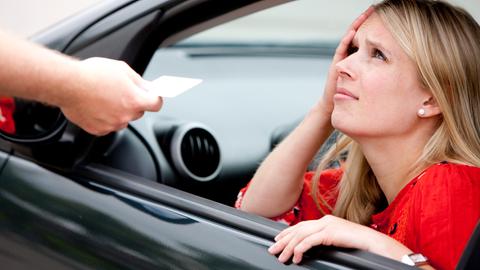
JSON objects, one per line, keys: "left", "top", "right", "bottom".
{"left": 355, "top": 13, "right": 399, "bottom": 49}
{"left": 357, "top": 13, "right": 389, "bottom": 39}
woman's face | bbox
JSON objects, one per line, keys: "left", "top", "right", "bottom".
{"left": 331, "top": 13, "right": 429, "bottom": 140}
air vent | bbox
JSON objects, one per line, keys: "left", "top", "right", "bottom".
{"left": 170, "top": 123, "right": 221, "bottom": 182}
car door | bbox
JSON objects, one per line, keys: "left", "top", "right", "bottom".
{"left": 0, "top": 151, "right": 310, "bottom": 269}
{"left": 0, "top": 151, "right": 412, "bottom": 270}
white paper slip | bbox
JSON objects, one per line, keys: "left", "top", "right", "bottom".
{"left": 144, "top": 75, "right": 203, "bottom": 98}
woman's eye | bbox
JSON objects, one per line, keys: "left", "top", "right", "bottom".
{"left": 373, "top": 49, "right": 387, "bottom": 61}
{"left": 347, "top": 45, "right": 358, "bottom": 55}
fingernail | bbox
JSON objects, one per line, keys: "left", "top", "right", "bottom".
{"left": 278, "top": 254, "right": 287, "bottom": 263}
{"left": 268, "top": 244, "right": 277, "bottom": 254}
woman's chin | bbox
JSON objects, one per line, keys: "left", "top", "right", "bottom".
{"left": 331, "top": 110, "right": 349, "bottom": 131}
{"left": 331, "top": 113, "right": 361, "bottom": 139}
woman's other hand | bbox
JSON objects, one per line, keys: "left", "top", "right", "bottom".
{"left": 268, "top": 215, "right": 413, "bottom": 265}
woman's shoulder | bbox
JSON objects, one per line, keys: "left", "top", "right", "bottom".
{"left": 414, "top": 162, "right": 480, "bottom": 197}
{"left": 419, "top": 162, "right": 480, "bottom": 181}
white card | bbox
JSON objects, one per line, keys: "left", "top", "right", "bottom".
{"left": 144, "top": 75, "right": 202, "bottom": 98}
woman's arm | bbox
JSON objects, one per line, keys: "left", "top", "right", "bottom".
{"left": 240, "top": 105, "right": 333, "bottom": 217}
{"left": 269, "top": 215, "right": 435, "bottom": 269}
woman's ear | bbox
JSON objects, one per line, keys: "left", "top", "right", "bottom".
{"left": 417, "top": 96, "right": 442, "bottom": 118}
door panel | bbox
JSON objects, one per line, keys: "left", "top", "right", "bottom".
{"left": 0, "top": 155, "right": 339, "bottom": 269}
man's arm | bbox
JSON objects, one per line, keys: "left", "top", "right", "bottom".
{"left": 0, "top": 30, "right": 162, "bottom": 135}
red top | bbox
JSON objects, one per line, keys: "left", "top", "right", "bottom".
{"left": 235, "top": 163, "right": 480, "bottom": 270}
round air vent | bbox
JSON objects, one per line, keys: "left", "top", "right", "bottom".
{"left": 170, "top": 123, "right": 221, "bottom": 182}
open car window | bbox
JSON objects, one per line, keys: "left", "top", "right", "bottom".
{"left": 143, "top": 0, "right": 479, "bottom": 206}
{"left": 143, "top": 0, "right": 371, "bottom": 205}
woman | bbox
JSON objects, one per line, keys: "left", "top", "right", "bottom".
{"left": 235, "top": 1, "right": 480, "bottom": 269}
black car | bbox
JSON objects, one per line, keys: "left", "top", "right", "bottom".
{"left": 0, "top": 0, "right": 478, "bottom": 269}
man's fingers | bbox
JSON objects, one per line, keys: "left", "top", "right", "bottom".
{"left": 142, "top": 94, "right": 163, "bottom": 112}
{"left": 135, "top": 79, "right": 164, "bottom": 112}
{"left": 134, "top": 89, "right": 163, "bottom": 112}
{"left": 132, "top": 111, "right": 145, "bottom": 121}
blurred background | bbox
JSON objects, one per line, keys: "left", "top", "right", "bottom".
{"left": 1, "top": 0, "right": 478, "bottom": 39}
{"left": 0, "top": 0, "right": 101, "bottom": 37}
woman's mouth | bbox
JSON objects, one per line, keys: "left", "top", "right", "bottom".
{"left": 334, "top": 88, "right": 359, "bottom": 100}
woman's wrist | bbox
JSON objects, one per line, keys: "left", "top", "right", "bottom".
{"left": 302, "top": 101, "right": 334, "bottom": 138}
{"left": 307, "top": 100, "right": 333, "bottom": 123}
{"left": 311, "top": 99, "right": 332, "bottom": 115}
{"left": 365, "top": 229, "right": 413, "bottom": 261}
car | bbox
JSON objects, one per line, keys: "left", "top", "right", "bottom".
{"left": 0, "top": 0, "right": 478, "bottom": 269}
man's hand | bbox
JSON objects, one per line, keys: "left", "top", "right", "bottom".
{"left": 0, "top": 30, "right": 162, "bottom": 136}
{"left": 59, "top": 58, "right": 163, "bottom": 136}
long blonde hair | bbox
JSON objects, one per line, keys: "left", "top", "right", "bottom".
{"left": 313, "top": 0, "right": 480, "bottom": 225}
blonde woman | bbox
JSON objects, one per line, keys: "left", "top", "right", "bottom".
{"left": 236, "top": 1, "right": 480, "bottom": 269}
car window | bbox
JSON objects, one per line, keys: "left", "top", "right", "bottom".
{"left": 143, "top": 0, "right": 372, "bottom": 172}
{"left": 143, "top": 0, "right": 479, "bottom": 204}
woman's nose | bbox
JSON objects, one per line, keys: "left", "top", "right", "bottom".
{"left": 335, "top": 56, "right": 355, "bottom": 80}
